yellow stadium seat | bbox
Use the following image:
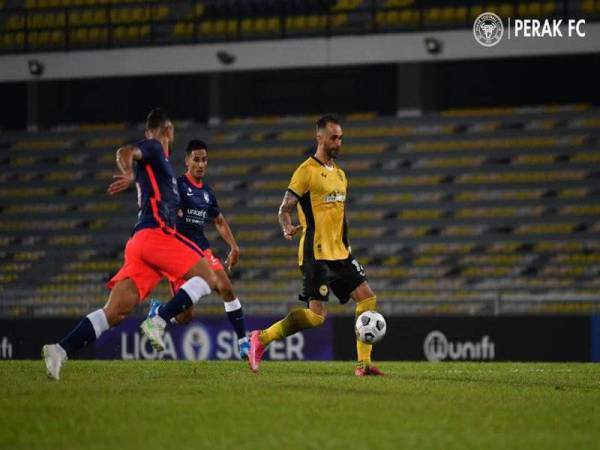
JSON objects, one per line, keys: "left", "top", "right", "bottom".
{"left": 113, "top": 25, "right": 126, "bottom": 41}
{"left": 542, "top": 1, "right": 556, "bottom": 15}
{"left": 132, "top": 7, "right": 150, "bottom": 23}
{"left": 267, "top": 17, "right": 280, "bottom": 33}
{"left": 55, "top": 12, "right": 66, "bottom": 27}
{"left": 28, "top": 31, "right": 39, "bottom": 46}
{"left": 440, "top": 7, "right": 456, "bottom": 23}
{"left": 255, "top": 17, "right": 267, "bottom": 33}
{"left": 51, "top": 30, "right": 64, "bottom": 45}
{"left": 497, "top": 3, "right": 514, "bottom": 17}
{"left": 93, "top": 9, "right": 107, "bottom": 24}
{"left": 174, "top": 21, "right": 192, "bottom": 37}
{"left": 81, "top": 9, "right": 94, "bottom": 25}
{"left": 581, "top": 0, "right": 594, "bottom": 13}
{"left": 214, "top": 19, "right": 226, "bottom": 34}
{"left": 109, "top": 8, "right": 124, "bottom": 24}
{"left": 193, "top": 3, "right": 205, "bottom": 17}
{"left": 331, "top": 13, "right": 347, "bottom": 28}
{"left": 307, "top": 14, "right": 325, "bottom": 30}
{"left": 1, "top": 34, "right": 11, "bottom": 47}
{"left": 241, "top": 18, "right": 253, "bottom": 34}
{"left": 88, "top": 27, "right": 101, "bottom": 42}
{"left": 399, "top": 10, "right": 416, "bottom": 24}
{"left": 384, "top": 0, "right": 414, "bottom": 6}
{"left": 68, "top": 11, "right": 81, "bottom": 26}
{"left": 470, "top": 5, "right": 484, "bottom": 19}
{"left": 424, "top": 8, "right": 442, "bottom": 23}
{"left": 38, "top": 30, "right": 50, "bottom": 44}
{"left": 27, "top": 14, "right": 44, "bottom": 29}
{"left": 125, "top": 25, "right": 138, "bottom": 40}
{"left": 153, "top": 5, "right": 168, "bottom": 21}
{"left": 455, "top": 6, "right": 467, "bottom": 21}
{"left": 7, "top": 15, "right": 25, "bottom": 30}
{"left": 199, "top": 20, "right": 213, "bottom": 35}
{"left": 226, "top": 19, "right": 236, "bottom": 34}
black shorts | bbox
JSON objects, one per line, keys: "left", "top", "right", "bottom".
{"left": 299, "top": 255, "right": 366, "bottom": 304}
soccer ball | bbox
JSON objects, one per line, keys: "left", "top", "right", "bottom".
{"left": 355, "top": 311, "right": 386, "bottom": 344}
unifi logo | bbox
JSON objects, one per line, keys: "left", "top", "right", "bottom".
{"left": 423, "top": 330, "right": 495, "bottom": 362}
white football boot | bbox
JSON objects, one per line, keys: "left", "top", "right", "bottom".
{"left": 42, "top": 344, "right": 67, "bottom": 381}
{"left": 140, "top": 315, "right": 167, "bottom": 351}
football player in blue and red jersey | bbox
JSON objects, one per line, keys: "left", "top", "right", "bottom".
{"left": 42, "top": 109, "right": 217, "bottom": 380}
{"left": 148, "top": 139, "right": 249, "bottom": 358}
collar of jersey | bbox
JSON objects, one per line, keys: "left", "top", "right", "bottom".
{"left": 185, "top": 173, "right": 204, "bottom": 189}
{"left": 310, "top": 155, "right": 335, "bottom": 169}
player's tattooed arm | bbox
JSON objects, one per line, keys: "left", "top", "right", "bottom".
{"left": 107, "top": 145, "right": 142, "bottom": 195}
{"left": 278, "top": 190, "right": 302, "bottom": 241}
{"left": 213, "top": 213, "right": 240, "bottom": 271}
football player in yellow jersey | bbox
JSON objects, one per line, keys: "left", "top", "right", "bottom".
{"left": 247, "top": 115, "right": 384, "bottom": 376}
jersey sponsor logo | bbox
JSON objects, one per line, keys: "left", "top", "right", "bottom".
{"left": 324, "top": 191, "right": 346, "bottom": 203}
{"left": 185, "top": 207, "right": 208, "bottom": 225}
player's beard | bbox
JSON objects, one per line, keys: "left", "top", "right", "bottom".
{"left": 325, "top": 145, "right": 340, "bottom": 160}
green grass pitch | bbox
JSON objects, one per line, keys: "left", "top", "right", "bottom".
{"left": 1, "top": 361, "right": 599, "bottom": 450}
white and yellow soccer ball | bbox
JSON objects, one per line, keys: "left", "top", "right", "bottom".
{"left": 355, "top": 311, "right": 387, "bottom": 344}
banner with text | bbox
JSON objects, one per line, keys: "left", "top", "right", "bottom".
{"left": 94, "top": 317, "right": 333, "bottom": 361}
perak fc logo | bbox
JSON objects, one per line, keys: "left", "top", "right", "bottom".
{"left": 473, "top": 12, "right": 504, "bottom": 47}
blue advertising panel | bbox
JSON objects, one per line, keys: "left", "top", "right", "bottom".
{"left": 94, "top": 316, "right": 333, "bottom": 361}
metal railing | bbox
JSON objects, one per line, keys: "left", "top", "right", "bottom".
{"left": 2, "top": 288, "right": 600, "bottom": 317}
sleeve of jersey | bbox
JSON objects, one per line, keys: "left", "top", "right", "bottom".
{"left": 287, "top": 165, "right": 310, "bottom": 199}
{"left": 176, "top": 177, "right": 186, "bottom": 197}
{"left": 208, "top": 189, "right": 221, "bottom": 218}
{"left": 137, "top": 139, "right": 162, "bottom": 162}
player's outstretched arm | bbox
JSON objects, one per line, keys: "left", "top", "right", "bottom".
{"left": 213, "top": 213, "right": 240, "bottom": 271}
{"left": 107, "top": 145, "right": 142, "bottom": 195}
{"left": 278, "top": 191, "right": 302, "bottom": 241}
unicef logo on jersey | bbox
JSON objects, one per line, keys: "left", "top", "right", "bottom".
{"left": 473, "top": 12, "right": 504, "bottom": 47}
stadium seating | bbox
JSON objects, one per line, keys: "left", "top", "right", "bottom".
{"left": 2, "top": 104, "right": 600, "bottom": 316}
{"left": 1, "top": 0, "right": 597, "bottom": 52}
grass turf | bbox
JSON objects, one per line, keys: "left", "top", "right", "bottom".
{"left": 1, "top": 361, "right": 599, "bottom": 450}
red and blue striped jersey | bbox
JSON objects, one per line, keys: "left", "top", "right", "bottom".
{"left": 132, "top": 138, "right": 180, "bottom": 234}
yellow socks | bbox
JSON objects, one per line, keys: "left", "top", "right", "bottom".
{"left": 355, "top": 296, "right": 377, "bottom": 367}
{"left": 259, "top": 308, "right": 325, "bottom": 346}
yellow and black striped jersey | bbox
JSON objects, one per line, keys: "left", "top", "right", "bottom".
{"left": 288, "top": 156, "right": 349, "bottom": 265}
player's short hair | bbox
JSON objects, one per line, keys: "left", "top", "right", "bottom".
{"left": 146, "top": 108, "right": 170, "bottom": 130}
{"left": 316, "top": 114, "right": 340, "bottom": 132}
{"left": 186, "top": 139, "right": 208, "bottom": 155}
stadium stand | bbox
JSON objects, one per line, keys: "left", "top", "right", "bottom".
{"left": 0, "top": 0, "right": 598, "bottom": 53}
{"left": 2, "top": 103, "right": 600, "bottom": 316}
